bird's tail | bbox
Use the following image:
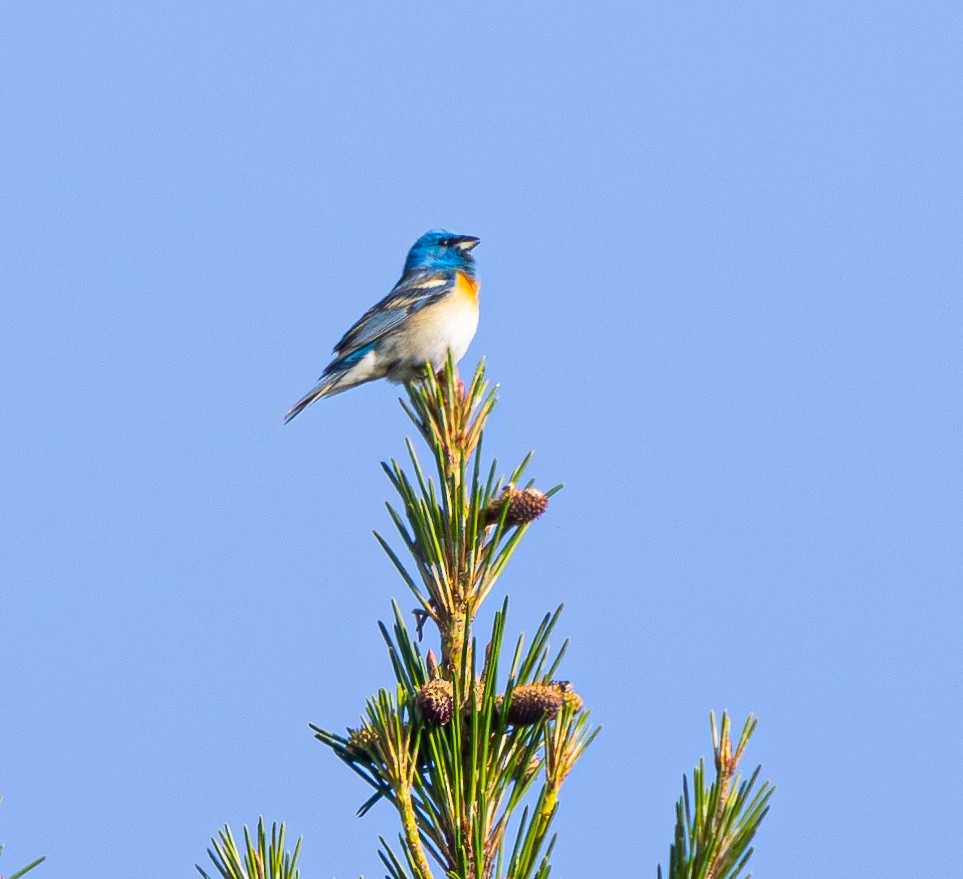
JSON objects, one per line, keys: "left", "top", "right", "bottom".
{"left": 283, "top": 372, "right": 352, "bottom": 423}
{"left": 285, "top": 343, "right": 381, "bottom": 423}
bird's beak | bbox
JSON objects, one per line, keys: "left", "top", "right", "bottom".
{"left": 452, "top": 235, "right": 481, "bottom": 253}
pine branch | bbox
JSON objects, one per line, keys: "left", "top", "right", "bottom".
{"left": 307, "top": 358, "right": 596, "bottom": 879}
{"left": 382, "top": 357, "right": 552, "bottom": 676}
{"left": 195, "top": 356, "right": 772, "bottom": 879}
{"left": 658, "top": 713, "right": 773, "bottom": 879}
{"left": 196, "top": 818, "right": 301, "bottom": 879}
{"left": 313, "top": 598, "right": 594, "bottom": 879}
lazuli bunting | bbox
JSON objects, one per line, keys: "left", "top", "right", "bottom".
{"left": 285, "top": 229, "right": 481, "bottom": 423}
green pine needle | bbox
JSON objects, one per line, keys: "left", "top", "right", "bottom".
{"left": 8, "top": 857, "right": 47, "bottom": 879}
{"left": 659, "top": 713, "right": 773, "bottom": 879}
{"left": 197, "top": 818, "right": 301, "bottom": 879}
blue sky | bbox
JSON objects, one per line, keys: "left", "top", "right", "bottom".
{"left": 2, "top": 2, "right": 961, "bottom": 877}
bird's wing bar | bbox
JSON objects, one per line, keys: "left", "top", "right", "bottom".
{"left": 332, "top": 270, "right": 455, "bottom": 355}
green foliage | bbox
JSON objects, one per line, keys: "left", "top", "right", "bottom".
{"left": 659, "top": 713, "right": 774, "bottom": 879}
{"left": 197, "top": 355, "right": 773, "bottom": 878}
{"left": 196, "top": 818, "right": 301, "bottom": 879}
{"left": 311, "top": 358, "right": 595, "bottom": 879}
{"left": 313, "top": 601, "right": 597, "bottom": 879}
{"left": 4, "top": 856, "right": 46, "bottom": 879}
{"left": 377, "top": 358, "right": 559, "bottom": 647}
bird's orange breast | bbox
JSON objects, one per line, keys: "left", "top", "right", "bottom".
{"left": 454, "top": 270, "right": 480, "bottom": 301}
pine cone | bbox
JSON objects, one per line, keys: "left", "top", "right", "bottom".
{"left": 505, "top": 684, "right": 565, "bottom": 725}
{"left": 504, "top": 682, "right": 584, "bottom": 725}
{"left": 416, "top": 679, "right": 455, "bottom": 726}
{"left": 485, "top": 487, "right": 549, "bottom": 527}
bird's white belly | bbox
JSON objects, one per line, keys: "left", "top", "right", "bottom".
{"left": 380, "top": 283, "right": 480, "bottom": 381}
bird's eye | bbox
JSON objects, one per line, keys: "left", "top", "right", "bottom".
{"left": 437, "top": 237, "right": 453, "bottom": 247}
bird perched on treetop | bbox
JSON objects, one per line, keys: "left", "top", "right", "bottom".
{"left": 284, "top": 229, "right": 481, "bottom": 423}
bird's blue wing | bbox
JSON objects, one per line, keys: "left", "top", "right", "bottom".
{"left": 332, "top": 269, "right": 455, "bottom": 355}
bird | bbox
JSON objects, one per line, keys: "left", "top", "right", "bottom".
{"left": 284, "top": 229, "right": 481, "bottom": 423}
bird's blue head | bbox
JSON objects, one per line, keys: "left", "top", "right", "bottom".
{"left": 404, "top": 228, "right": 481, "bottom": 274}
